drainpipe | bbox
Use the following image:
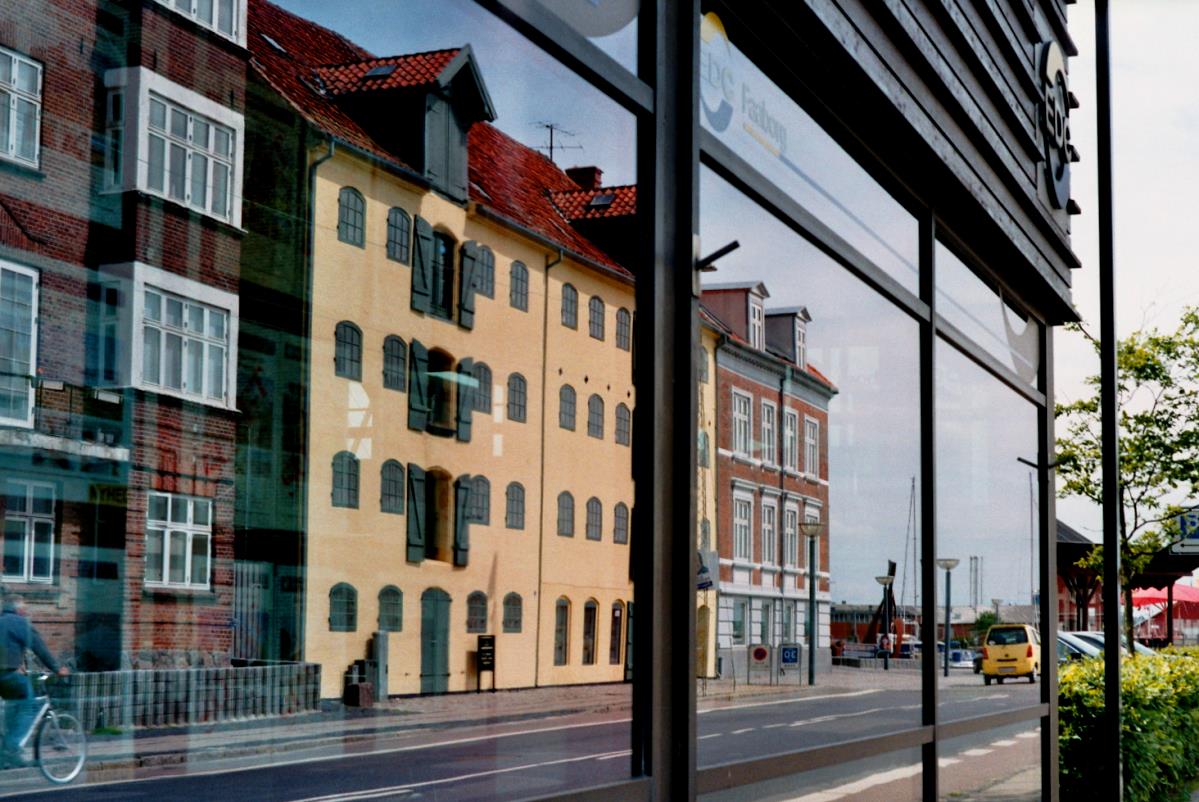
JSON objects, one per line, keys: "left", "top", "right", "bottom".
{"left": 534, "top": 247, "right": 564, "bottom": 687}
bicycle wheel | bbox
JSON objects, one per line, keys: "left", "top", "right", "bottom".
{"left": 34, "top": 712, "right": 86, "bottom": 784}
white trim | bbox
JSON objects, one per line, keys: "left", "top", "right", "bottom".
{"left": 759, "top": 486, "right": 782, "bottom": 499}
{"left": 0, "top": 479, "right": 55, "bottom": 583}
{"left": 104, "top": 67, "right": 245, "bottom": 228}
{"left": 151, "top": 0, "right": 248, "bottom": 48}
{"left": 730, "top": 477, "right": 758, "bottom": 494}
{"left": 0, "top": 46, "right": 43, "bottom": 169}
{"left": 731, "top": 387, "right": 752, "bottom": 457}
{"left": 759, "top": 399, "right": 777, "bottom": 467}
{"left": 760, "top": 498, "right": 777, "bottom": 566}
{"left": 0, "top": 258, "right": 38, "bottom": 428}
{"left": 144, "top": 491, "right": 213, "bottom": 589}
{"left": 731, "top": 490, "right": 754, "bottom": 563}
{"left": 803, "top": 414, "right": 820, "bottom": 478}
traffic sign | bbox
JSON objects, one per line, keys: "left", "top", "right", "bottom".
{"left": 780, "top": 645, "right": 799, "bottom": 666}
{"left": 1173, "top": 509, "right": 1199, "bottom": 553}
{"left": 749, "top": 644, "right": 770, "bottom": 665}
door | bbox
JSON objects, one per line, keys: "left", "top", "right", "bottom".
{"left": 421, "top": 588, "right": 451, "bottom": 693}
{"left": 624, "top": 600, "right": 634, "bottom": 681}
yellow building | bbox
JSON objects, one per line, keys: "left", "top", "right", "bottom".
{"left": 248, "top": 8, "right": 635, "bottom": 698}
{"left": 697, "top": 322, "right": 720, "bottom": 678}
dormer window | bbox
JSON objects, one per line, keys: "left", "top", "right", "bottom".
{"left": 795, "top": 320, "right": 807, "bottom": 369}
{"left": 749, "top": 298, "right": 764, "bottom": 350}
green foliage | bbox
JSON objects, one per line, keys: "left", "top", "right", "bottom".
{"left": 1059, "top": 653, "right": 1199, "bottom": 801}
{"left": 971, "top": 611, "right": 1000, "bottom": 646}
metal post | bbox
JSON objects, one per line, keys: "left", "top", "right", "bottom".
{"left": 808, "top": 534, "right": 817, "bottom": 686}
{"left": 1095, "top": 0, "right": 1123, "bottom": 797}
{"left": 943, "top": 569, "right": 951, "bottom": 678}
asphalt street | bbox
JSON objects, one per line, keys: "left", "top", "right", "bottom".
{"left": 0, "top": 677, "right": 1042, "bottom": 801}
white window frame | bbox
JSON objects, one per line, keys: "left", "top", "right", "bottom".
{"left": 1, "top": 480, "right": 54, "bottom": 583}
{"left": 103, "top": 68, "right": 245, "bottom": 228}
{"left": 732, "top": 494, "right": 753, "bottom": 562}
{"left": 732, "top": 598, "right": 748, "bottom": 645}
{"left": 0, "top": 259, "right": 38, "bottom": 428}
{"left": 760, "top": 500, "right": 777, "bottom": 566}
{"left": 760, "top": 400, "right": 777, "bottom": 466}
{"left": 783, "top": 503, "right": 799, "bottom": 568}
{"left": 95, "top": 261, "right": 238, "bottom": 411}
{"left": 0, "top": 46, "right": 42, "bottom": 168}
{"left": 795, "top": 320, "right": 807, "bottom": 369}
{"left": 748, "top": 297, "right": 764, "bottom": 350}
{"left": 732, "top": 389, "right": 752, "bottom": 457}
{"left": 151, "top": 0, "right": 247, "bottom": 46}
{"left": 783, "top": 408, "right": 799, "bottom": 471}
{"left": 805, "top": 417, "right": 820, "bottom": 477}
{"left": 145, "top": 491, "right": 213, "bottom": 590}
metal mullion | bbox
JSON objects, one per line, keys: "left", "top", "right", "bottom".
{"left": 935, "top": 703, "right": 1049, "bottom": 741}
{"left": 699, "top": 133, "right": 930, "bottom": 326}
{"left": 1039, "top": 317, "right": 1060, "bottom": 802}
{"left": 695, "top": 725, "right": 934, "bottom": 794}
{"left": 919, "top": 210, "right": 938, "bottom": 802}
{"left": 933, "top": 318, "right": 1046, "bottom": 408}
{"left": 472, "top": 0, "right": 654, "bottom": 116}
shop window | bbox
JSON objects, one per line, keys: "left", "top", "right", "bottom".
{"left": 613, "top": 502, "right": 629, "bottom": 545}
{"left": 1, "top": 480, "right": 54, "bottom": 583}
{"left": 145, "top": 493, "right": 211, "bottom": 589}
{"left": 587, "top": 394, "right": 604, "bottom": 439}
{"left": 466, "top": 591, "right": 487, "bottom": 633}
{"left": 507, "top": 373, "right": 527, "bottom": 422}
{"left": 582, "top": 600, "right": 598, "bottom": 664}
{"left": 616, "top": 308, "right": 631, "bottom": 351}
{"left": 332, "top": 451, "right": 359, "bottom": 508}
{"left": 383, "top": 335, "right": 406, "bottom": 391}
{"left": 557, "top": 492, "right": 574, "bottom": 537}
{"left": 589, "top": 296, "right": 605, "bottom": 340}
{"left": 559, "top": 384, "right": 576, "bottom": 430}
{"left": 334, "top": 321, "right": 362, "bottom": 380}
{"left": 554, "top": 597, "right": 570, "bottom": 665}
{"left": 586, "top": 497, "right": 602, "bottom": 541}
{"left": 329, "top": 583, "right": 356, "bottom": 632}
{"left": 337, "top": 187, "right": 365, "bottom": 246}
{"left": 387, "top": 207, "right": 411, "bottom": 264}
{"left": 502, "top": 593, "right": 523, "bottom": 633}
{"left": 0, "top": 46, "right": 41, "bottom": 168}
{"left": 510, "top": 261, "right": 528, "bottom": 311}
{"left": 505, "top": 482, "right": 525, "bottom": 530}
{"left": 378, "top": 586, "right": 402, "bottom": 632}
{"left": 380, "top": 460, "right": 404, "bottom": 515}
{"left": 561, "top": 283, "right": 578, "bottom": 328}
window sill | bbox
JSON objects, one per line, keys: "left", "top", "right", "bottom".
{"left": 134, "top": 190, "right": 246, "bottom": 236}
{"left": 0, "top": 584, "right": 59, "bottom": 604}
{"left": 134, "top": 384, "right": 239, "bottom": 413}
{"left": 143, "top": 585, "right": 218, "bottom": 603}
{"left": 0, "top": 157, "right": 44, "bottom": 180}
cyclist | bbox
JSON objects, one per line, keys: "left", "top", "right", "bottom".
{"left": 0, "top": 595, "right": 68, "bottom": 768}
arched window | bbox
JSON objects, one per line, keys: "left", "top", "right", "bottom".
{"left": 332, "top": 451, "right": 359, "bottom": 508}
{"left": 616, "top": 403, "right": 631, "bottom": 446}
{"left": 582, "top": 599, "right": 598, "bottom": 664}
{"left": 477, "top": 246, "right": 495, "bottom": 298}
{"left": 472, "top": 363, "right": 492, "bottom": 414}
{"left": 381, "top": 460, "right": 404, "bottom": 514}
{"left": 557, "top": 491, "right": 574, "bottom": 537}
{"left": 502, "top": 592, "right": 523, "bottom": 633}
{"left": 378, "top": 585, "right": 402, "bottom": 631}
{"left": 430, "top": 231, "right": 455, "bottom": 320}
{"left": 561, "top": 283, "right": 578, "bottom": 328}
{"left": 509, "top": 261, "right": 529, "bottom": 311}
{"left": 387, "top": 207, "right": 411, "bottom": 263}
{"left": 329, "top": 583, "right": 357, "bottom": 632}
{"left": 337, "top": 187, "right": 365, "bottom": 247}
{"left": 588, "top": 296, "right": 605, "bottom": 340}
{"left": 614, "top": 502, "right": 629, "bottom": 544}
{"left": 507, "top": 373, "right": 527, "bottom": 422}
{"left": 586, "top": 497, "right": 602, "bottom": 541}
{"left": 587, "top": 394, "right": 604, "bottom": 439}
{"left": 616, "top": 308, "right": 632, "bottom": 351}
{"left": 383, "top": 335, "right": 406, "bottom": 390}
{"left": 559, "top": 384, "right": 576, "bottom": 430}
{"left": 697, "top": 430, "right": 709, "bottom": 466}
{"left": 334, "top": 321, "right": 362, "bottom": 380}
{"left": 609, "top": 601, "right": 625, "bottom": 664}
{"left": 468, "top": 476, "right": 490, "bottom": 524}
{"left": 425, "top": 348, "right": 457, "bottom": 432}
{"left": 505, "top": 482, "right": 525, "bottom": 530}
{"left": 466, "top": 591, "right": 487, "bottom": 633}
{"left": 553, "top": 597, "right": 570, "bottom": 665}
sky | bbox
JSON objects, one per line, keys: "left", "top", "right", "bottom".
{"left": 264, "top": 1, "right": 1194, "bottom": 597}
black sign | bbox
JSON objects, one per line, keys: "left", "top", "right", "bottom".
{"left": 1039, "top": 41, "right": 1073, "bottom": 211}
{"left": 477, "top": 635, "right": 495, "bottom": 671}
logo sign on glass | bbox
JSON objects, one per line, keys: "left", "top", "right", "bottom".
{"left": 1039, "top": 41, "right": 1073, "bottom": 211}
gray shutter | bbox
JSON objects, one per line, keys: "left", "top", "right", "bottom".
{"left": 448, "top": 108, "right": 469, "bottom": 201}
{"left": 411, "top": 216, "right": 434, "bottom": 313}
{"left": 425, "top": 95, "right": 448, "bottom": 187}
{"left": 406, "top": 464, "right": 426, "bottom": 563}
{"left": 458, "top": 241, "right": 478, "bottom": 330}
{"left": 453, "top": 475, "right": 471, "bottom": 567}
{"left": 408, "top": 339, "right": 430, "bottom": 431}
{"left": 456, "top": 357, "right": 474, "bottom": 442}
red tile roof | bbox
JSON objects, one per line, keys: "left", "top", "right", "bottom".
{"left": 550, "top": 185, "right": 637, "bottom": 220}
{"left": 248, "top": 0, "right": 630, "bottom": 278}
{"left": 315, "top": 51, "right": 460, "bottom": 96}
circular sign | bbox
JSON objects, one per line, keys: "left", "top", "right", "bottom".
{"left": 1039, "top": 41, "right": 1072, "bottom": 210}
{"left": 547, "top": 0, "right": 638, "bottom": 38}
{"left": 751, "top": 645, "right": 769, "bottom": 664}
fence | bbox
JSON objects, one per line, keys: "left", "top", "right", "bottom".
{"left": 62, "top": 663, "right": 321, "bottom": 731}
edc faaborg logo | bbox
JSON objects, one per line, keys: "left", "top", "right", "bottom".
{"left": 700, "top": 12, "right": 788, "bottom": 159}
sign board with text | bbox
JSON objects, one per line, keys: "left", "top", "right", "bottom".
{"left": 1173, "top": 509, "right": 1199, "bottom": 554}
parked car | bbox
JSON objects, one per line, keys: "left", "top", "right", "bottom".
{"left": 1058, "top": 630, "right": 1102, "bottom": 660}
{"left": 980, "top": 623, "right": 1040, "bottom": 685}
{"left": 1071, "top": 631, "right": 1157, "bottom": 656}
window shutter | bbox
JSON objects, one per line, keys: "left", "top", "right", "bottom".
{"left": 407, "top": 339, "right": 430, "bottom": 431}
{"left": 411, "top": 215, "right": 434, "bottom": 313}
{"left": 406, "top": 464, "right": 426, "bottom": 563}
{"left": 425, "top": 95, "right": 447, "bottom": 186}
{"left": 459, "top": 241, "right": 478, "bottom": 330}
{"left": 448, "top": 111, "right": 470, "bottom": 201}
{"left": 453, "top": 475, "right": 471, "bottom": 567}
{"left": 456, "top": 356, "right": 474, "bottom": 442}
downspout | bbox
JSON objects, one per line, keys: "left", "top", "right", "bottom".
{"left": 297, "top": 138, "right": 335, "bottom": 663}
{"left": 534, "top": 247, "right": 564, "bottom": 687}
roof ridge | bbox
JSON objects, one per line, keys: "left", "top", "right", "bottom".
{"left": 314, "top": 47, "right": 462, "bottom": 70}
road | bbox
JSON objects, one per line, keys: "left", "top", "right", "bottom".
{"left": 0, "top": 678, "right": 1042, "bottom": 801}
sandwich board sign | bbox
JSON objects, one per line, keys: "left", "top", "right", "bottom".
{"left": 1172, "top": 509, "right": 1199, "bottom": 554}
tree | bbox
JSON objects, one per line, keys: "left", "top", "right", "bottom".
{"left": 972, "top": 610, "right": 1000, "bottom": 646}
{"left": 1055, "top": 311, "right": 1199, "bottom": 655}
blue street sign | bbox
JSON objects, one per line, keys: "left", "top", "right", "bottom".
{"left": 780, "top": 646, "right": 799, "bottom": 666}
{"left": 1181, "top": 510, "right": 1199, "bottom": 539}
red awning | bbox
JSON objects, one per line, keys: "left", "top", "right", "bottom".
{"left": 1133, "top": 583, "right": 1199, "bottom": 606}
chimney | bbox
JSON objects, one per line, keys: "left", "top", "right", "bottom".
{"left": 566, "top": 165, "right": 603, "bottom": 190}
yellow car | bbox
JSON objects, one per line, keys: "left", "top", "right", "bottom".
{"left": 981, "top": 624, "right": 1040, "bottom": 685}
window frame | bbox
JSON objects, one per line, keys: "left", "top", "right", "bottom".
{"left": 151, "top": 0, "right": 246, "bottom": 45}
{"left": 0, "top": 259, "right": 38, "bottom": 428}
{"left": 615, "top": 403, "right": 631, "bottom": 446}
{"left": 466, "top": 591, "right": 488, "bottom": 633}
{"left": 761, "top": 499, "right": 777, "bottom": 566}
{"left": 502, "top": 592, "right": 523, "bottom": 633}
{"left": 804, "top": 416, "right": 820, "bottom": 477}
{"left": 509, "top": 261, "right": 529, "bottom": 311}
{"left": 380, "top": 460, "right": 404, "bottom": 515}
{"left": 783, "top": 503, "right": 800, "bottom": 568}
{"left": 477, "top": 246, "right": 495, "bottom": 298}
{"left": 561, "top": 283, "right": 578, "bottom": 329}
{"left": 387, "top": 207, "right": 412, "bottom": 264}
{"left": 748, "top": 296, "right": 765, "bottom": 350}
{"left": 557, "top": 491, "right": 575, "bottom": 537}
{"left": 507, "top": 373, "right": 527, "bottom": 422}
{"left": 337, "top": 186, "right": 366, "bottom": 247}
{"left": 613, "top": 502, "right": 629, "bottom": 545}
{"left": 334, "top": 321, "right": 363, "bottom": 381}
{"left": 505, "top": 482, "right": 525, "bottom": 530}
{"left": 1, "top": 479, "right": 55, "bottom": 584}
{"left": 732, "top": 493, "right": 753, "bottom": 562}
{"left": 144, "top": 492, "right": 213, "bottom": 590}
{"left": 328, "top": 583, "right": 357, "bottom": 632}
{"left": 783, "top": 408, "right": 800, "bottom": 471}
{"left": 588, "top": 295, "right": 605, "bottom": 340}
{"left": 559, "top": 384, "right": 577, "bottom": 430}
{"left": 760, "top": 400, "right": 777, "bottom": 466}
{"left": 0, "top": 46, "right": 42, "bottom": 168}
{"left": 732, "top": 389, "right": 753, "bottom": 457}
{"left": 332, "top": 451, "right": 360, "bottom": 509}
{"left": 378, "top": 585, "right": 403, "bottom": 632}
{"left": 553, "top": 597, "right": 570, "bottom": 665}
{"left": 582, "top": 599, "right": 598, "bottom": 664}
{"left": 616, "top": 307, "right": 632, "bottom": 351}
{"left": 587, "top": 394, "right": 604, "bottom": 439}
{"left": 383, "top": 335, "right": 406, "bottom": 391}
{"left": 585, "top": 497, "right": 602, "bottom": 541}
{"left": 472, "top": 362, "right": 493, "bottom": 414}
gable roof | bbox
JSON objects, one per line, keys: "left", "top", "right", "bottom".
{"left": 699, "top": 302, "right": 837, "bottom": 393}
{"left": 550, "top": 185, "right": 637, "bottom": 221}
{"left": 314, "top": 50, "right": 461, "bottom": 95}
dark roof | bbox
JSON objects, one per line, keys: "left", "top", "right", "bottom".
{"left": 1057, "top": 520, "right": 1095, "bottom": 545}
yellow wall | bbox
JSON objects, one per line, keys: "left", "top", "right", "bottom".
{"left": 305, "top": 149, "right": 633, "bottom": 697}
{"left": 697, "top": 326, "right": 719, "bottom": 678}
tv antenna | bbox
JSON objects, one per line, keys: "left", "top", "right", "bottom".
{"left": 533, "top": 121, "right": 583, "bottom": 165}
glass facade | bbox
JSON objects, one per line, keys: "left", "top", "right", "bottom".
{"left": 0, "top": 0, "right": 1079, "bottom": 799}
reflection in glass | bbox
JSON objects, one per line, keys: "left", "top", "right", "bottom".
{"left": 699, "top": 748, "right": 922, "bottom": 802}
{"left": 939, "top": 721, "right": 1041, "bottom": 800}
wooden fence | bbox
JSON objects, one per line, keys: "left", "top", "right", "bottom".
{"left": 61, "top": 663, "right": 321, "bottom": 731}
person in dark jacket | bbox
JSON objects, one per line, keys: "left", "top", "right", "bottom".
{"left": 0, "top": 595, "right": 67, "bottom": 767}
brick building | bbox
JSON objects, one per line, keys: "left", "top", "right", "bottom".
{"left": 701, "top": 282, "right": 836, "bottom": 678}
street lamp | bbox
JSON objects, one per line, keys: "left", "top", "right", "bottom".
{"left": 936, "top": 558, "right": 960, "bottom": 678}
{"left": 875, "top": 574, "right": 894, "bottom": 670}
{"left": 798, "top": 516, "right": 824, "bottom": 686}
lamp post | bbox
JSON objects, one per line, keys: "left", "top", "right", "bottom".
{"left": 936, "top": 558, "right": 960, "bottom": 678}
{"left": 875, "top": 574, "right": 894, "bottom": 670}
{"left": 799, "top": 516, "right": 824, "bottom": 686}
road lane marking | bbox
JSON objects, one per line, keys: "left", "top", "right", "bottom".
{"left": 763, "top": 723, "right": 787, "bottom": 729}
{"left": 780, "top": 762, "right": 922, "bottom": 801}
{"left": 1016, "top": 731, "right": 1039, "bottom": 739}
{"left": 788, "top": 703, "right": 920, "bottom": 728}
{"left": 990, "top": 739, "right": 1018, "bottom": 747}
{"left": 595, "top": 750, "right": 632, "bottom": 761}
{"left": 961, "top": 748, "right": 992, "bottom": 757}
{"left": 698, "top": 688, "right": 882, "bottom": 714}
{"left": 938, "top": 758, "right": 961, "bottom": 767}
{"left": 698, "top": 733, "right": 722, "bottom": 740}
{"left": 731, "top": 728, "right": 755, "bottom": 735}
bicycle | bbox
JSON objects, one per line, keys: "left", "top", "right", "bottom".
{"left": 8, "top": 673, "right": 86, "bottom": 784}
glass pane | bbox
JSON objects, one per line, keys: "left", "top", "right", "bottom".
{"left": 145, "top": 529, "right": 164, "bottom": 583}
{"left": 164, "top": 332, "right": 183, "bottom": 389}
{"left": 208, "top": 344, "right": 225, "bottom": 399}
{"left": 212, "top": 161, "right": 229, "bottom": 217}
{"left": 698, "top": 167, "right": 922, "bottom": 757}
{"left": 149, "top": 495, "right": 169, "bottom": 522}
{"left": 209, "top": 309, "right": 225, "bottom": 339}
{"left": 698, "top": 10, "right": 918, "bottom": 293}
{"left": 191, "top": 152, "right": 208, "bottom": 207}
{"left": 142, "top": 325, "right": 160, "bottom": 383}
{"left": 166, "top": 297, "right": 183, "bottom": 327}
{"left": 0, "top": 56, "right": 9, "bottom": 86}
{"left": 217, "top": 0, "right": 234, "bottom": 34}
{"left": 0, "top": 92, "right": 9, "bottom": 152}
{"left": 700, "top": 748, "right": 922, "bottom": 802}
{"left": 145, "top": 290, "right": 161, "bottom": 321}
{"left": 15, "top": 62, "right": 36, "bottom": 95}
{"left": 936, "top": 339, "right": 1041, "bottom": 719}
{"left": 531, "top": 0, "right": 637, "bottom": 73}
{"left": 196, "top": 0, "right": 214, "bottom": 25}
{"left": 193, "top": 499, "right": 211, "bottom": 526}
{"left": 186, "top": 338, "right": 203, "bottom": 392}
{"left": 2, "top": 519, "right": 25, "bottom": 577}
{"left": 169, "top": 497, "right": 188, "bottom": 524}
{"left": 168, "top": 143, "right": 186, "bottom": 199}
{"left": 191, "top": 534, "right": 209, "bottom": 585}
{"left": 168, "top": 530, "right": 187, "bottom": 583}
{"left": 31, "top": 519, "right": 52, "bottom": 580}
{"left": 939, "top": 721, "right": 1041, "bottom": 800}
{"left": 214, "top": 127, "right": 231, "bottom": 157}
{"left": 170, "top": 108, "right": 187, "bottom": 139}
{"left": 14, "top": 98, "right": 35, "bottom": 161}
{"left": 30, "top": 484, "right": 52, "bottom": 515}
{"left": 147, "top": 134, "right": 165, "bottom": 191}
{"left": 192, "top": 118, "right": 210, "bottom": 149}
